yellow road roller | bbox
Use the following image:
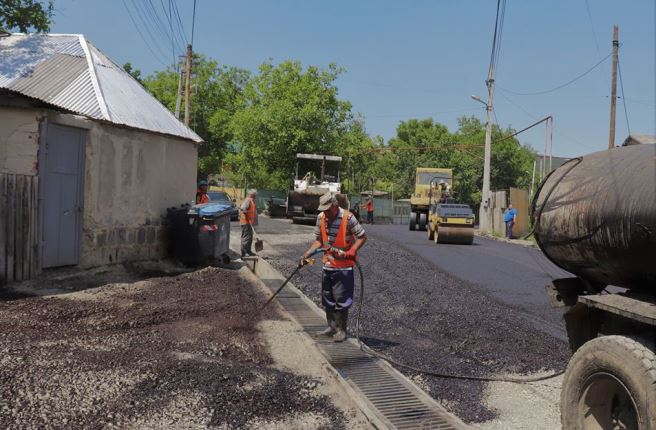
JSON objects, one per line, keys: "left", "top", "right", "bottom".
{"left": 426, "top": 180, "right": 475, "bottom": 245}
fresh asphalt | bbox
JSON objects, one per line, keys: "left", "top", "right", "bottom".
{"left": 363, "top": 223, "right": 571, "bottom": 340}
{"left": 249, "top": 217, "right": 571, "bottom": 340}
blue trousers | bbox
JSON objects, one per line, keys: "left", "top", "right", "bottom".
{"left": 321, "top": 268, "right": 354, "bottom": 310}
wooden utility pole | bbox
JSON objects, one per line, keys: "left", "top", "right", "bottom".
{"left": 174, "top": 56, "right": 184, "bottom": 119}
{"left": 184, "top": 44, "right": 192, "bottom": 126}
{"left": 608, "top": 25, "right": 619, "bottom": 149}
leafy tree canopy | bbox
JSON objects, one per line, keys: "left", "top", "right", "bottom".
{"left": 0, "top": 0, "right": 53, "bottom": 33}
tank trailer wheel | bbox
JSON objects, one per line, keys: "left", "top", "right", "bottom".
{"left": 409, "top": 212, "right": 417, "bottom": 231}
{"left": 418, "top": 213, "right": 427, "bottom": 231}
{"left": 561, "top": 335, "right": 656, "bottom": 430}
{"left": 427, "top": 223, "right": 435, "bottom": 241}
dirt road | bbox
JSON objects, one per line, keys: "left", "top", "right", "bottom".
{"left": 249, "top": 217, "right": 570, "bottom": 426}
{"left": 0, "top": 265, "right": 369, "bottom": 429}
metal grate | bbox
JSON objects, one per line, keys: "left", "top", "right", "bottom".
{"left": 267, "top": 284, "right": 466, "bottom": 429}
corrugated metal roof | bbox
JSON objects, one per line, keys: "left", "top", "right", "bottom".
{"left": 0, "top": 33, "right": 202, "bottom": 142}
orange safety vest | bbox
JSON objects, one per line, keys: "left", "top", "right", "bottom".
{"left": 366, "top": 200, "right": 374, "bottom": 212}
{"left": 240, "top": 198, "right": 256, "bottom": 225}
{"left": 196, "top": 189, "right": 209, "bottom": 204}
{"left": 320, "top": 210, "right": 355, "bottom": 269}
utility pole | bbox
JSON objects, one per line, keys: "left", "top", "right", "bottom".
{"left": 184, "top": 44, "right": 192, "bottom": 126}
{"left": 174, "top": 56, "right": 184, "bottom": 119}
{"left": 608, "top": 25, "right": 619, "bottom": 149}
{"left": 480, "top": 75, "right": 496, "bottom": 233}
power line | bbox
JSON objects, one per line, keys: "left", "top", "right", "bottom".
{"left": 171, "top": 0, "right": 188, "bottom": 44}
{"left": 583, "top": 0, "right": 610, "bottom": 89}
{"left": 191, "top": 0, "right": 198, "bottom": 46}
{"left": 120, "top": 0, "right": 169, "bottom": 66}
{"left": 162, "top": 0, "right": 186, "bottom": 53}
{"left": 617, "top": 55, "right": 631, "bottom": 135}
{"left": 130, "top": 0, "right": 171, "bottom": 63}
{"left": 365, "top": 107, "right": 482, "bottom": 119}
{"left": 501, "top": 52, "right": 612, "bottom": 96}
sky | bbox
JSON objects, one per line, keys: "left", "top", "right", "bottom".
{"left": 50, "top": 0, "right": 655, "bottom": 158}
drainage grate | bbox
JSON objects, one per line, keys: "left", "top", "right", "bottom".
{"left": 259, "top": 273, "right": 466, "bottom": 430}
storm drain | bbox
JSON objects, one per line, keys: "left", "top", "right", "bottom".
{"left": 259, "top": 279, "right": 466, "bottom": 429}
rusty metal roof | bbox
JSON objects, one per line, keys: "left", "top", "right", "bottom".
{"left": 0, "top": 33, "right": 202, "bottom": 142}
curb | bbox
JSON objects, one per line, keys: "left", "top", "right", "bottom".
{"left": 474, "top": 230, "right": 538, "bottom": 249}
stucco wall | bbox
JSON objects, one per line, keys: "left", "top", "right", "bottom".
{"left": 0, "top": 107, "right": 40, "bottom": 175}
{"left": 80, "top": 121, "right": 197, "bottom": 267}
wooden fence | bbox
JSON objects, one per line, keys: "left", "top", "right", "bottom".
{"left": 0, "top": 174, "right": 40, "bottom": 284}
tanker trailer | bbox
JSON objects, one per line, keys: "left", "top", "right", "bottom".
{"left": 532, "top": 143, "right": 656, "bottom": 429}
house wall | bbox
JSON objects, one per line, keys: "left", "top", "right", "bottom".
{"left": 0, "top": 107, "right": 40, "bottom": 176}
{"left": 0, "top": 104, "right": 198, "bottom": 269}
{"left": 81, "top": 120, "right": 198, "bottom": 267}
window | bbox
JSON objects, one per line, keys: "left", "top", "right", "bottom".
{"left": 416, "top": 172, "right": 451, "bottom": 185}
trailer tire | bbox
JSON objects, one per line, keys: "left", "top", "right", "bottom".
{"left": 409, "top": 212, "right": 417, "bottom": 231}
{"left": 561, "top": 335, "right": 656, "bottom": 430}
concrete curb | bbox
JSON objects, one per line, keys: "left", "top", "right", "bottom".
{"left": 230, "top": 231, "right": 469, "bottom": 430}
{"left": 474, "top": 230, "right": 538, "bottom": 249}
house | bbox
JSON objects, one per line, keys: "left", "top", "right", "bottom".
{"left": 0, "top": 33, "right": 202, "bottom": 282}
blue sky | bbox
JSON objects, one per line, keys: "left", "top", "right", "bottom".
{"left": 51, "top": 1, "right": 655, "bottom": 157}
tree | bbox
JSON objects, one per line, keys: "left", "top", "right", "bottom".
{"left": 229, "top": 60, "right": 358, "bottom": 189}
{"left": 122, "top": 62, "right": 143, "bottom": 84}
{"left": 0, "top": 0, "right": 53, "bottom": 33}
{"left": 142, "top": 55, "right": 250, "bottom": 177}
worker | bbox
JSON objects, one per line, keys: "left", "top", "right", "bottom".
{"left": 365, "top": 196, "right": 374, "bottom": 224}
{"left": 301, "top": 192, "right": 367, "bottom": 342}
{"left": 240, "top": 189, "right": 258, "bottom": 257}
{"left": 504, "top": 203, "right": 517, "bottom": 239}
{"left": 196, "top": 180, "right": 209, "bottom": 204}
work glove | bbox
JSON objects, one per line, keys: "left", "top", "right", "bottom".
{"left": 299, "top": 256, "right": 309, "bottom": 267}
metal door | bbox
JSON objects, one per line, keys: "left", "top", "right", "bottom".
{"left": 42, "top": 124, "right": 85, "bottom": 268}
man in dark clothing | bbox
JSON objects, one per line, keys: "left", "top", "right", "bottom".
{"left": 301, "top": 192, "right": 366, "bottom": 342}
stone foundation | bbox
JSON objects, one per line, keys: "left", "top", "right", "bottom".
{"left": 80, "top": 224, "right": 168, "bottom": 268}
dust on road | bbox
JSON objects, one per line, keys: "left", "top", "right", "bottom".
{"left": 0, "top": 266, "right": 351, "bottom": 429}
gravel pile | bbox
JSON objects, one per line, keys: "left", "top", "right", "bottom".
{"left": 265, "top": 232, "right": 570, "bottom": 423}
{"left": 0, "top": 267, "right": 346, "bottom": 429}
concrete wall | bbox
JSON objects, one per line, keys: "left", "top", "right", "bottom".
{"left": 0, "top": 107, "right": 40, "bottom": 176}
{"left": 80, "top": 120, "right": 197, "bottom": 267}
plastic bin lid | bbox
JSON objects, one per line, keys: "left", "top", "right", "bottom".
{"left": 198, "top": 203, "right": 233, "bottom": 217}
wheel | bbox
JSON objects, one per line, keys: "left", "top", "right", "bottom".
{"left": 561, "top": 335, "right": 656, "bottom": 430}
{"left": 418, "top": 213, "right": 427, "bottom": 231}
{"left": 409, "top": 212, "right": 417, "bottom": 231}
{"left": 427, "top": 223, "right": 435, "bottom": 241}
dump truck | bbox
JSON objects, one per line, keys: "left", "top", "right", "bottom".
{"left": 532, "top": 143, "right": 656, "bottom": 429}
{"left": 426, "top": 179, "right": 475, "bottom": 244}
{"left": 409, "top": 168, "right": 452, "bottom": 231}
{"left": 286, "top": 153, "right": 342, "bottom": 224}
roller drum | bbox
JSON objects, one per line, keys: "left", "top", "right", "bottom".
{"left": 531, "top": 144, "right": 656, "bottom": 290}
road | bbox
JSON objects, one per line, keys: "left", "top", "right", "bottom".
{"left": 254, "top": 217, "right": 571, "bottom": 340}
{"left": 366, "top": 224, "right": 571, "bottom": 339}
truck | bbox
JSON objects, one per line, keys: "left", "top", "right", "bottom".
{"left": 532, "top": 143, "right": 656, "bottom": 429}
{"left": 408, "top": 167, "right": 452, "bottom": 231}
{"left": 286, "top": 153, "right": 343, "bottom": 224}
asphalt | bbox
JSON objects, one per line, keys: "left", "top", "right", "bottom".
{"left": 365, "top": 224, "right": 571, "bottom": 340}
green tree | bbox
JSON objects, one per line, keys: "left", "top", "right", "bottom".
{"left": 0, "top": 0, "right": 53, "bottom": 33}
{"left": 142, "top": 55, "right": 250, "bottom": 177}
{"left": 122, "top": 62, "right": 143, "bottom": 84}
{"left": 229, "top": 60, "right": 358, "bottom": 189}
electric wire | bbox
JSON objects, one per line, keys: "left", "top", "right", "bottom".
{"left": 617, "top": 56, "right": 631, "bottom": 136}
{"left": 171, "top": 0, "right": 188, "bottom": 45}
{"left": 191, "top": 0, "right": 198, "bottom": 47}
{"left": 583, "top": 0, "right": 609, "bottom": 89}
{"left": 500, "top": 52, "right": 612, "bottom": 96}
{"left": 120, "top": 0, "right": 169, "bottom": 66}
{"left": 130, "top": 0, "right": 172, "bottom": 64}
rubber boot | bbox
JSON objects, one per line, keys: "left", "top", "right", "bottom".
{"left": 332, "top": 309, "right": 348, "bottom": 342}
{"left": 318, "top": 308, "right": 336, "bottom": 337}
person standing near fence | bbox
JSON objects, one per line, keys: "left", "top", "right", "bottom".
{"left": 504, "top": 203, "right": 517, "bottom": 239}
{"left": 365, "top": 196, "right": 374, "bottom": 224}
{"left": 240, "top": 190, "right": 258, "bottom": 257}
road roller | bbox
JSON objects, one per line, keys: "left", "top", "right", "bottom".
{"left": 534, "top": 143, "right": 656, "bottom": 429}
{"left": 426, "top": 178, "right": 475, "bottom": 244}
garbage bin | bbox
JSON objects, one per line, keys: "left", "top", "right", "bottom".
{"left": 167, "top": 203, "right": 232, "bottom": 266}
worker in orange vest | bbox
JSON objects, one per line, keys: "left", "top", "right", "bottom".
{"left": 196, "top": 180, "right": 209, "bottom": 204}
{"left": 301, "top": 192, "right": 367, "bottom": 342}
{"left": 239, "top": 189, "right": 258, "bottom": 257}
{"left": 365, "top": 196, "right": 374, "bottom": 224}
